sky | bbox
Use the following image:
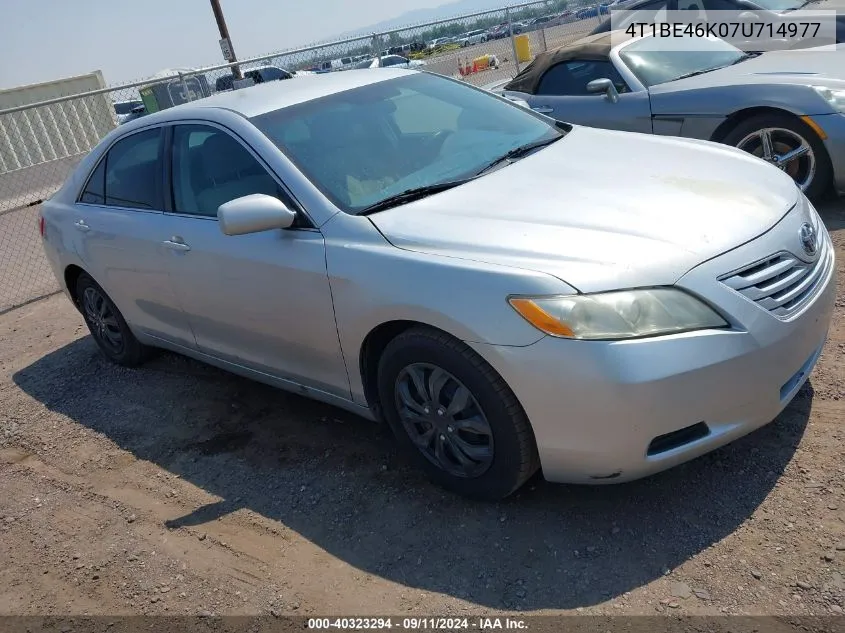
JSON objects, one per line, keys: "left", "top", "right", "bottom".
{"left": 0, "top": 0, "right": 450, "bottom": 90}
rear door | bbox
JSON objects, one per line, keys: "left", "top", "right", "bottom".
{"left": 73, "top": 126, "right": 195, "bottom": 347}
{"left": 520, "top": 59, "right": 653, "bottom": 133}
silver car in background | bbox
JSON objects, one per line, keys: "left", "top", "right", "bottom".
{"left": 40, "top": 69, "right": 836, "bottom": 500}
{"left": 491, "top": 32, "right": 845, "bottom": 201}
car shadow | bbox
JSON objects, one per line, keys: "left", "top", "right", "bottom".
{"left": 818, "top": 196, "right": 845, "bottom": 233}
{"left": 13, "top": 336, "right": 812, "bottom": 610}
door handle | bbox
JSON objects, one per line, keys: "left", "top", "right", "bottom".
{"left": 74, "top": 220, "right": 90, "bottom": 232}
{"left": 532, "top": 105, "right": 554, "bottom": 114}
{"left": 162, "top": 237, "right": 191, "bottom": 252}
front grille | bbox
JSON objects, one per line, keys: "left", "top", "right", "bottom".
{"left": 719, "top": 239, "right": 831, "bottom": 318}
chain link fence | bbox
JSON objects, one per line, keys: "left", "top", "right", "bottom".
{"left": 0, "top": 0, "right": 605, "bottom": 313}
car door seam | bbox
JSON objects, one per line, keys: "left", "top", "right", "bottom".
{"left": 322, "top": 233, "right": 355, "bottom": 402}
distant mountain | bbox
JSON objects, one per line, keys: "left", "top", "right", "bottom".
{"left": 338, "top": 0, "right": 527, "bottom": 38}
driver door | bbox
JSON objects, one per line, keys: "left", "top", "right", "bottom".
{"left": 160, "top": 122, "right": 350, "bottom": 399}
{"left": 519, "top": 59, "right": 653, "bottom": 133}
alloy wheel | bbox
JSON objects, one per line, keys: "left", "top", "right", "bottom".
{"left": 736, "top": 127, "right": 816, "bottom": 192}
{"left": 82, "top": 287, "right": 124, "bottom": 354}
{"left": 394, "top": 363, "right": 494, "bottom": 478}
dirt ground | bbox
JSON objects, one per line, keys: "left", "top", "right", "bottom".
{"left": 1, "top": 200, "right": 844, "bottom": 620}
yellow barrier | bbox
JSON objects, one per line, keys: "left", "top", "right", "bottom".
{"left": 514, "top": 34, "right": 532, "bottom": 63}
{"left": 473, "top": 55, "right": 490, "bottom": 71}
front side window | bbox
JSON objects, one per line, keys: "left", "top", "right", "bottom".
{"left": 91, "top": 128, "right": 163, "bottom": 210}
{"left": 251, "top": 72, "right": 564, "bottom": 214}
{"left": 171, "top": 124, "right": 284, "bottom": 217}
{"left": 537, "top": 60, "right": 629, "bottom": 96}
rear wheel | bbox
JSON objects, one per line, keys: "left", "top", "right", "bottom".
{"left": 377, "top": 327, "right": 539, "bottom": 500}
{"left": 721, "top": 113, "right": 832, "bottom": 202}
{"left": 76, "top": 273, "right": 150, "bottom": 367}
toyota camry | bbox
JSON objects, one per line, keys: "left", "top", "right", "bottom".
{"left": 40, "top": 69, "right": 836, "bottom": 499}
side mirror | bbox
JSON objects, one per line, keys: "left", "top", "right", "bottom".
{"left": 587, "top": 77, "right": 620, "bottom": 103}
{"left": 217, "top": 194, "right": 296, "bottom": 236}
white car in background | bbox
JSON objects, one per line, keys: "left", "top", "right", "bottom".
{"left": 457, "top": 29, "right": 489, "bottom": 46}
{"left": 369, "top": 55, "right": 427, "bottom": 69}
{"left": 428, "top": 37, "right": 452, "bottom": 50}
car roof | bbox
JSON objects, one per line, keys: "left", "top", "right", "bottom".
{"left": 126, "top": 68, "right": 417, "bottom": 127}
{"left": 503, "top": 31, "right": 636, "bottom": 93}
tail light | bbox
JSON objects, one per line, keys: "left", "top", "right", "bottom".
{"left": 38, "top": 215, "right": 45, "bottom": 237}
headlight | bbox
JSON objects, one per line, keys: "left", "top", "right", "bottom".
{"left": 812, "top": 86, "right": 845, "bottom": 113}
{"left": 508, "top": 288, "right": 728, "bottom": 340}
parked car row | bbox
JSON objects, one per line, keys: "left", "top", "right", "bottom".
{"left": 350, "top": 55, "right": 427, "bottom": 69}
{"left": 575, "top": 4, "right": 612, "bottom": 19}
{"left": 214, "top": 65, "right": 296, "bottom": 92}
{"left": 61, "top": 33, "right": 835, "bottom": 502}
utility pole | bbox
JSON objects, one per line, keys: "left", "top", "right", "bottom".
{"left": 210, "top": 0, "right": 242, "bottom": 80}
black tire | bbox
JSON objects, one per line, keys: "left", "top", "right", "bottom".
{"left": 76, "top": 273, "right": 150, "bottom": 367}
{"left": 721, "top": 112, "right": 832, "bottom": 202}
{"left": 376, "top": 326, "right": 539, "bottom": 500}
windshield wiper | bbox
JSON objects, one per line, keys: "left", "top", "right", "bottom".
{"left": 674, "top": 53, "right": 759, "bottom": 81}
{"left": 673, "top": 66, "right": 727, "bottom": 81}
{"left": 356, "top": 179, "right": 472, "bottom": 216}
{"left": 729, "top": 52, "right": 761, "bottom": 65}
{"left": 474, "top": 135, "right": 563, "bottom": 176}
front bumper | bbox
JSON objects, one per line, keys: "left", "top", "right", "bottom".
{"left": 472, "top": 199, "right": 836, "bottom": 485}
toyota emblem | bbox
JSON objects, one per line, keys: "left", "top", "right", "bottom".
{"left": 799, "top": 223, "right": 817, "bottom": 257}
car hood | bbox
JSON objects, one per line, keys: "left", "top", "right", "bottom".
{"left": 654, "top": 47, "right": 845, "bottom": 92}
{"left": 368, "top": 126, "right": 799, "bottom": 293}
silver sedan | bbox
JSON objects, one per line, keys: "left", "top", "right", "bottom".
{"left": 40, "top": 69, "right": 836, "bottom": 499}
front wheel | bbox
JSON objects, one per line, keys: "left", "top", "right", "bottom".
{"left": 721, "top": 113, "right": 832, "bottom": 202}
{"left": 377, "top": 327, "right": 539, "bottom": 500}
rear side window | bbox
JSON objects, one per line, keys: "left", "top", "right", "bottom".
{"left": 103, "top": 128, "right": 163, "bottom": 209}
{"left": 80, "top": 159, "right": 106, "bottom": 204}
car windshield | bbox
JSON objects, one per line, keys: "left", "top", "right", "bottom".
{"left": 619, "top": 35, "right": 747, "bottom": 87}
{"left": 250, "top": 73, "right": 564, "bottom": 214}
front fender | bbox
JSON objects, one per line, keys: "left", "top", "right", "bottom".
{"left": 323, "top": 216, "right": 573, "bottom": 405}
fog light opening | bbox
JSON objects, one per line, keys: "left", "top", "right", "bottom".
{"left": 588, "top": 471, "right": 622, "bottom": 480}
{"left": 647, "top": 422, "right": 710, "bottom": 456}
